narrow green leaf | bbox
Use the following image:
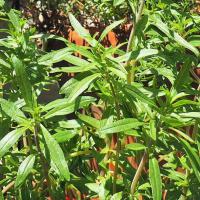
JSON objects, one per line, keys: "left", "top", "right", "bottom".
{"left": 153, "top": 17, "right": 199, "bottom": 57}
{"left": 43, "top": 96, "right": 96, "bottom": 119}
{"left": 63, "top": 54, "right": 92, "bottom": 66}
{"left": 60, "top": 77, "right": 78, "bottom": 95}
{"left": 125, "top": 85, "right": 157, "bottom": 109}
{"left": 150, "top": 120, "right": 157, "bottom": 141}
{"left": 129, "top": 49, "right": 159, "bottom": 61}
{"left": 99, "top": 20, "right": 123, "bottom": 42}
{"left": 0, "top": 128, "right": 26, "bottom": 159}
{"left": 115, "top": 49, "right": 159, "bottom": 63}
{"left": 125, "top": 143, "right": 146, "bottom": 151}
{"left": 85, "top": 183, "right": 99, "bottom": 193}
{"left": 174, "top": 59, "right": 192, "bottom": 90}
{"left": 179, "top": 138, "right": 200, "bottom": 183}
{"left": 7, "top": 10, "right": 21, "bottom": 33}
{"left": 68, "top": 43, "right": 94, "bottom": 60}
{"left": 155, "top": 68, "right": 175, "bottom": 84}
{"left": 0, "top": 189, "right": 4, "bottom": 200}
{"left": 78, "top": 114, "right": 100, "bottom": 129}
{"left": 68, "top": 13, "right": 98, "bottom": 47}
{"left": 108, "top": 67, "right": 126, "bottom": 79}
{"left": 124, "top": 130, "right": 140, "bottom": 137}
{"left": 30, "top": 33, "right": 68, "bottom": 43}
{"left": 171, "top": 91, "right": 189, "bottom": 103}
{"left": 98, "top": 118, "right": 143, "bottom": 135}
{"left": 113, "top": 0, "right": 125, "bottom": 7}
{"left": 169, "top": 127, "right": 194, "bottom": 144}
{"left": 149, "top": 157, "right": 162, "bottom": 200}
{"left": 15, "top": 155, "right": 35, "bottom": 188}
{"left": 42, "top": 95, "right": 94, "bottom": 112}
{"left": 188, "top": 35, "right": 200, "bottom": 47}
{"left": 53, "top": 130, "right": 77, "bottom": 143}
{"left": 179, "top": 112, "right": 200, "bottom": 119}
{"left": 67, "top": 73, "right": 100, "bottom": 102}
{"left": 0, "top": 99, "right": 26, "bottom": 124}
{"left": 111, "top": 192, "right": 122, "bottom": 200}
{"left": 38, "top": 48, "right": 71, "bottom": 65}
{"left": 59, "top": 120, "right": 82, "bottom": 129}
{"left": 41, "top": 125, "right": 70, "bottom": 181}
{"left": 51, "top": 65, "right": 96, "bottom": 73}
{"left": 172, "top": 100, "right": 199, "bottom": 108}
{"left": 42, "top": 98, "right": 69, "bottom": 112}
{"left": 12, "top": 56, "right": 34, "bottom": 108}
{"left": 0, "top": 58, "right": 10, "bottom": 68}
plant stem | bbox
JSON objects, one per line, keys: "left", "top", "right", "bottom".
{"left": 126, "top": 1, "right": 147, "bottom": 197}
{"left": 33, "top": 123, "right": 55, "bottom": 200}
{"left": 27, "top": 130, "right": 33, "bottom": 153}
{"left": 68, "top": 149, "right": 92, "bottom": 158}
{"left": 108, "top": 80, "right": 121, "bottom": 194}
{"left": 126, "top": 0, "right": 145, "bottom": 84}
{"left": 0, "top": 81, "right": 2, "bottom": 98}
{"left": 112, "top": 135, "right": 121, "bottom": 194}
{"left": 2, "top": 181, "right": 14, "bottom": 194}
{"left": 130, "top": 151, "right": 148, "bottom": 197}
{"left": 105, "top": 71, "right": 121, "bottom": 193}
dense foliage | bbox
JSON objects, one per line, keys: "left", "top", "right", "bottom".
{"left": 0, "top": 0, "right": 200, "bottom": 200}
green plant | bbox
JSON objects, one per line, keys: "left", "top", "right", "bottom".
{"left": 0, "top": 1, "right": 200, "bottom": 200}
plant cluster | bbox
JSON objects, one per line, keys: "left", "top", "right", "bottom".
{"left": 0, "top": 0, "right": 200, "bottom": 200}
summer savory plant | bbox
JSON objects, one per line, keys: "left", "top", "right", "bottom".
{"left": 0, "top": 0, "right": 200, "bottom": 200}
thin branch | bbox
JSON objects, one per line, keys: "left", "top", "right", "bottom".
{"left": 2, "top": 181, "right": 14, "bottom": 194}
{"left": 130, "top": 152, "right": 148, "bottom": 197}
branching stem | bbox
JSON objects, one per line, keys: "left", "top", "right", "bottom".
{"left": 105, "top": 72, "right": 121, "bottom": 194}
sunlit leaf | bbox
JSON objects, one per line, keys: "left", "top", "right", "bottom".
{"left": 0, "top": 128, "right": 26, "bottom": 159}
{"left": 179, "top": 138, "right": 200, "bottom": 183}
{"left": 41, "top": 125, "right": 70, "bottom": 181}
{"left": 98, "top": 118, "right": 143, "bottom": 136}
{"left": 99, "top": 20, "right": 123, "bottom": 42}
{"left": 78, "top": 114, "right": 100, "bottom": 129}
{"left": 125, "top": 143, "right": 146, "bottom": 151}
{"left": 12, "top": 56, "right": 35, "bottom": 108}
{"left": 149, "top": 157, "right": 162, "bottom": 200}
{"left": 15, "top": 155, "right": 35, "bottom": 188}
{"left": 0, "top": 99, "right": 26, "bottom": 124}
{"left": 43, "top": 96, "right": 96, "bottom": 119}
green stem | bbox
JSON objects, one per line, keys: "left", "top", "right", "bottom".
{"left": 104, "top": 70, "right": 121, "bottom": 194}
{"left": 68, "top": 149, "right": 92, "bottom": 158}
{"left": 33, "top": 123, "right": 55, "bottom": 200}
{"left": 126, "top": 0, "right": 145, "bottom": 84}
{"left": 27, "top": 130, "right": 33, "bottom": 153}
{"left": 127, "top": 1, "right": 146, "bottom": 196}
{"left": 108, "top": 79, "right": 121, "bottom": 194}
